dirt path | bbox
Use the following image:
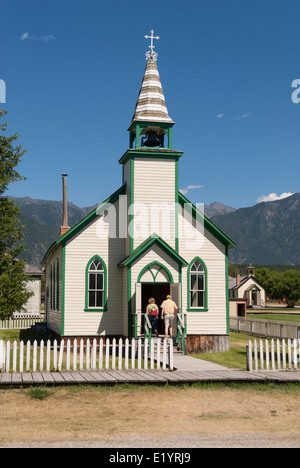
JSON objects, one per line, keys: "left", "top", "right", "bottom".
{"left": 1, "top": 385, "right": 300, "bottom": 448}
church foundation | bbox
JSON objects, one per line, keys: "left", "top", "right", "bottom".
{"left": 186, "top": 335, "right": 230, "bottom": 355}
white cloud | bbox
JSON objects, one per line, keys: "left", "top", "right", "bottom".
{"left": 235, "top": 113, "right": 251, "bottom": 120}
{"left": 179, "top": 185, "right": 204, "bottom": 196}
{"left": 20, "top": 32, "right": 57, "bottom": 42}
{"left": 20, "top": 32, "right": 29, "bottom": 41}
{"left": 217, "top": 114, "right": 224, "bottom": 119}
{"left": 257, "top": 192, "right": 295, "bottom": 203}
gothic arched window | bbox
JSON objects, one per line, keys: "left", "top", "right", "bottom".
{"left": 188, "top": 258, "right": 208, "bottom": 311}
{"left": 85, "top": 256, "right": 107, "bottom": 311}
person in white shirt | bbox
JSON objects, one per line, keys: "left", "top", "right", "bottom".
{"left": 160, "top": 295, "right": 178, "bottom": 338}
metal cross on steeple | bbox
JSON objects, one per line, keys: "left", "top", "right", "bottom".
{"left": 145, "top": 29, "right": 160, "bottom": 61}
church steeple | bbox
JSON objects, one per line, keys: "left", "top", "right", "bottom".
{"left": 128, "top": 30, "right": 175, "bottom": 150}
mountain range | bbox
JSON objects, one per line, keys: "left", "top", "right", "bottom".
{"left": 213, "top": 193, "right": 300, "bottom": 265}
{"left": 9, "top": 193, "right": 300, "bottom": 267}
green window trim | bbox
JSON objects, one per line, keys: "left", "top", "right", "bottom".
{"left": 85, "top": 255, "right": 108, "bottom": 312}
{"left": 137, "top": 261, "right": 174, "bottom": 284}
{"left": 187, "top": 257, "right": 208, "bottom": 312}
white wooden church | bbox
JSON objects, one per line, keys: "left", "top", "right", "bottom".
{"left": 43, "top": 32, "right": 235, "bottom": 354}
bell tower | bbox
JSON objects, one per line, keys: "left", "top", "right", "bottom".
{"left": 128, "top": 30, "right": 175, "bottom": 150}
{"left": 120, "top": 31, "right": 183, "bottom": 254}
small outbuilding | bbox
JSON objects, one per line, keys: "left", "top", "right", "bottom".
{"left": 13, "top": 264, "right": 43, "bottom": 316}
{"left": 229, "top": 265, "right": 266, "bottom": 309}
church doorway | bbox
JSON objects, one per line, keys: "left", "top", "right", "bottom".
{"left": 141, "top": 283, "right": 170, "bottom": 335}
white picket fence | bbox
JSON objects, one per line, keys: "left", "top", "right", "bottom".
{"left": 0, "top": 337, "right": 174, "bottom": 373}
{"left": 247, "top": 338, "right": 300, "bottom": 372}
{"left": 0, "top": 315, "right": 44, "bottom": 330}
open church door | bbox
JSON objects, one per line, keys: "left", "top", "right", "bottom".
{"left": 170, "top": 283, "right": 181, "bottom": 340}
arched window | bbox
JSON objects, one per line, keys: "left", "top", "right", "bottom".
{"left": 85, "top": 256, "right": 107, "bottom": 311}
{"left": 188, "top": 258, "right": 208, "bottom": 311}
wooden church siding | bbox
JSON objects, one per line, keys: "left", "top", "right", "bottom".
{"left": 123, "top": 160, "right": 132, "bottom": 257}
{"left": 46, "top": 245, "right": 63, "bottom": 336}
{"left": 179, "top": 210, "right": 228, "bottom": 336}
{"left": 63, "top": 200, "right": 126, "bottom": 337}
{"left": 133, "top": 158, "right": 176, "bottom": 250}
{"left": 122, "top": 267, "right": 128, "bottom": 337}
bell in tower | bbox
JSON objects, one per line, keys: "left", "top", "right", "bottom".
{"left": 141, "top": 129, "right": 165, "bottom": 148}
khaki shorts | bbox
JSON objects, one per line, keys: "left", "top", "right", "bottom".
{"left": 164, "top": 314, "right": 175, "bottom": 328}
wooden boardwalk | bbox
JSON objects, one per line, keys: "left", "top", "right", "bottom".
{"left": 1, "top": 368, "right": 300, "bottom": 387}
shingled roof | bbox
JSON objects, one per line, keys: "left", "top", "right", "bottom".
{"left": 132, "top": 57, "right": 174, "bottom": 124}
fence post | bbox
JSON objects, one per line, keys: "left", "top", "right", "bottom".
{"left": 157, "top": 338, "right": 161, "bottom": 370}
{"left": 58, "top": 340, "right": 65, "bottom": 371}
{"left": 277, "top": 339, "right": 281, "bottom": 370}
{"left": 47, "top": 340, "right": 51, "bottom": 372}
{"left": 105, "top": 338, "right": 110, "bottom": 370}
{"left": 247, "top": 340, "right": 252, "bottom": 372}
{"left": 137, "top": 339, "right": 142, "bottom": 370}
{"left": 33, "top": 341, "right": 38, "bottom": 372}
{"left": 0, "top": 340, "right": 5, "bottom": 371}
{"left": 288, "top": 339, "right": 292, "bottom": 369}
{"left": 265, "top": 339, "right": 270, "bottom": 370}
{"left": 80, "top": 339, "right": 84, "bottom": 370}
{"left": 163, "top": 339, "right": 167, "bottom": 371}
{"left": 26, "top": 341, "right": 31, "bottom": 372}
{"left": 293, "top": 339, "right": 298, "bottom": 370}
{"left": 20, "top": 341, "right": 24, "bottom": 373}
{"left": 99, "top": 339, "right": 103, "bottom": 370}
{"left": 169, "top": 338, "right": 174, "bottom": 371}
{"left": 150, "top": 339, "right": 155, "bottom": 370}
{"left": 118, "top": 338, "right": 123, "bottom": 370}
{"left": 73, "top": 339, "right": 78, "bottom": 371}
{"left": 125, "top": 338, "right": 129, "bottom": 370}
{"left": 131, "top": 339, "right": 136, "bottom": 370}
{"left": 282, "top": 339, "right": 286, "bottom": 370}
{"left": 112, "top": 339, "right": 116, "bottom": 370}
{"left": 92, "top": 339, "right": 97, "bottom": 371}
{"left": 260, "top": 339, "right": 264, "bottom": 371}
{"left": 66, "top": 340, "right": 71, "bottom": 371}
{"left": 271, "top": 340, "right": 275, "bottom": 371}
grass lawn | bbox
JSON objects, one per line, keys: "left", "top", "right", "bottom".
{"left": 192, "top": 333, "right": 253, "bottom": 370}
{"left": 0, "top": 329, "right": 40, "bottom": 343}
{"left": 247, "top": 314, "right": 300, "bottom": 323}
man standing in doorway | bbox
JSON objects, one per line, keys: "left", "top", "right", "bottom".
{"left": 161, "top": 295, "right": 178, "bottom": 338}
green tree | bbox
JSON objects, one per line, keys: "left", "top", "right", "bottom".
{"left": 228, "top": 264, "right": 240, "bottom": 277}
{"left": 281, "top": 270, "right": 300, "bottom": 308}
{"left": 0, "top": 110, "right": 32, "bottom": 319}
{"left": 256, "top": 268, "right": 300, "bottom": 308}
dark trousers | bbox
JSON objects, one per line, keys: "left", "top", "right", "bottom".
{"left": 149, "top": 315, "right": 158, "bottom": 333}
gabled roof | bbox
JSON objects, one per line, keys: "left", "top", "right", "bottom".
{"left": 118, "top": 234, "right": 188, "bottom": 268}
{"left": 25, "top": 264, "right": 43, "bottom": 276}
{"left": 178, "top": 191, "right": 236, "bottom": 249}
{"left": 229, "top": 275, "right": 265, "bottom": 291}
{"left": 132, "top": 57, "right": 174, "bottom": 124}
{"left": 42, "top": 184, "right": 127, "bottom": 264}
{"left": 56, "top": 183, "right": 127, "bottom": 245}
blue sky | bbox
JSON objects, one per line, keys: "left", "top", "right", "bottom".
{"left": 1, "top": 0, "right": 300, "bottom": 209}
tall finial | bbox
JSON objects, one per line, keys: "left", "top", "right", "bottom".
{"left": 144, "top": 29, "right": 160, "bottom": 61}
